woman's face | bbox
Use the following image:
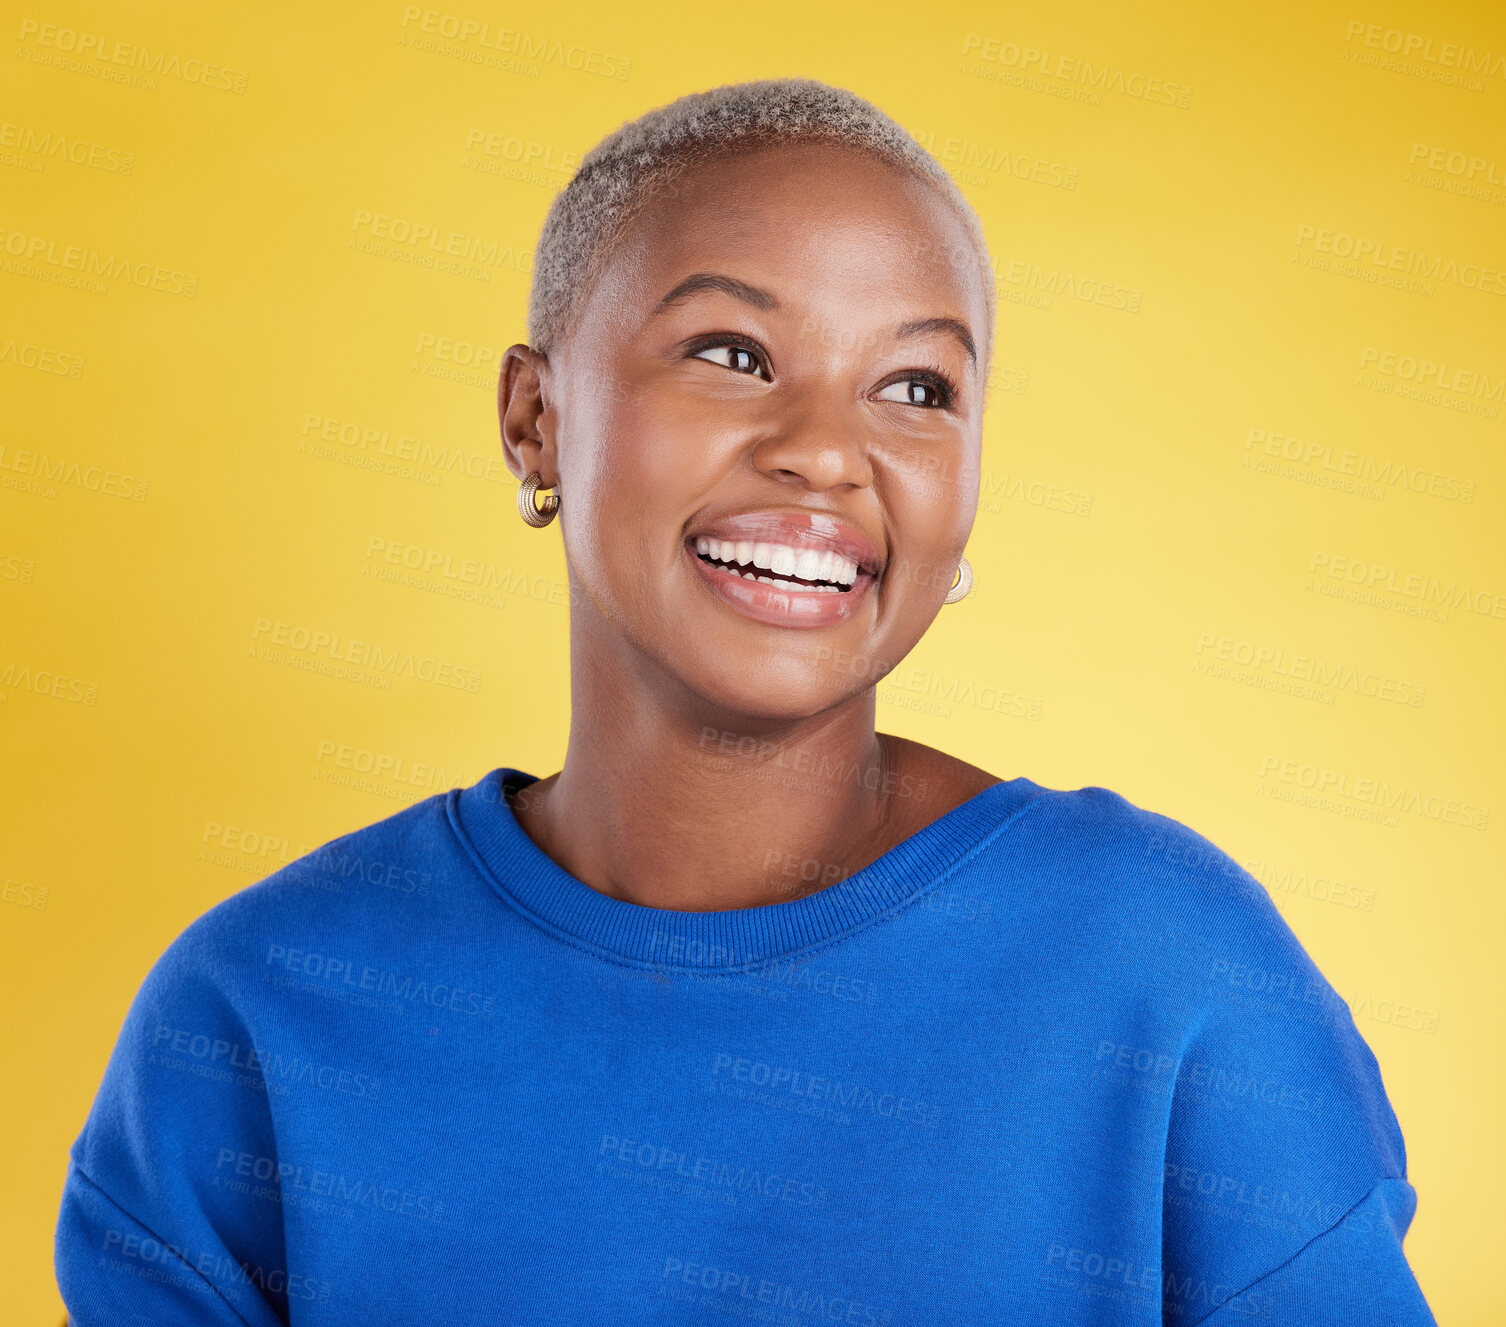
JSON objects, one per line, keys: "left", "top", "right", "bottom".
{"left": 523, "top": 141, "right": 990, "bottom": 721}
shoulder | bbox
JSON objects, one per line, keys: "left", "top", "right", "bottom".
{"left": 980, "top": 781, "right": 1402, "bottom": 1112}
{"left": 140, "top": 788, "right": 466, "bottom": 999}
{"left": 1004, "top": 785, "right": 1416, "bottom": 1242}
{"left": 67, "top": 790, "right": 480, "bottom": 1250}
{"left": 1032, "top": 784, "right": 1412, "bottom": 1161}
{"left": 991, "top": 778, "right": 1282, "bottom": 938}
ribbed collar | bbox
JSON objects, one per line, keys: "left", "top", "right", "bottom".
{"left": 448, "top": 767, "right": 1050, "bottom": 971}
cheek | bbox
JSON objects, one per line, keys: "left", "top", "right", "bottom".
{"left": 892, "top": 441, "right": 979, "bottom": 511}
{"left": 562, "top": 395, "right": 730, "bottom": 578}
{"left": 595, "top": 392, "right": 739, "bottom": 513}
{"left": 879, "top": 448, "right": 978, "bottom": 596}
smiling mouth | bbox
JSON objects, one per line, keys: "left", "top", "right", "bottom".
{"left": 692, "top": 535, "right": 859, "bottom": 594}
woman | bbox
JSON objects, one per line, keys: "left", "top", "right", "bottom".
{"left": 56, "top": 79, "right": 1435, "bottom": 1324}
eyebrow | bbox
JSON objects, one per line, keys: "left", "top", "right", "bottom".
{"left": 653, "top": 271, "right": 779, "bottom": 315}
{"left": 896, "top": 316, "right": 977, "bottom": 367}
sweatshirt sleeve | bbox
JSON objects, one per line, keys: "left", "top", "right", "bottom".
{"left": 1158, "top": 875, "right": 1436, "bottom": 1326}
{"left": 54, "top": 906, "right": 306, "bottom": 1326}
{"left": 1187, "top": 1179, "right": 1435, "bottom": 1325}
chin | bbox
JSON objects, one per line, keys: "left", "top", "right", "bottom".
{"left": 677, "top": 655, "right": 872, "bottom": 729}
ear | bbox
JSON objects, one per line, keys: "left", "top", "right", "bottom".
{"left": 498, "top": 344, "right": 558, "bottom": 486}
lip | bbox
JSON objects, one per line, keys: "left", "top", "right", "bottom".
{"left": 689, "top": 509, "right": 884, "bottom": 574}
{"left": 683, "top": 508, "right": 882, "bottom": 630}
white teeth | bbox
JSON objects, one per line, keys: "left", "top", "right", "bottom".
{"left": 697, "top": 536, "right": 864, "bottom": 588}
{"left": 770, "top": 546, "right": 798, "bottom": 576}
{"left": 748, "top": 574, "right": 840, "bottom": 593}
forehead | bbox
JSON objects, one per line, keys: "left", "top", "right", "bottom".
{"left": 580, "top": 141, "right": 989, "bottom": 344}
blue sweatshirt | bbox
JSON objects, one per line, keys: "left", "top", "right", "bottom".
{"left": 56, "top": 768, "right": 1435, "bottom": 1325}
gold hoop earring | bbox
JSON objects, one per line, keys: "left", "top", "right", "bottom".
{"left": 517, "top": 471, "right": 559, "bottom": 527}
{"left": 943, "top": 557, "right": 973, "bottom": 605}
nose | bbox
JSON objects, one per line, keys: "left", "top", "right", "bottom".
{"left": 748, "top": 392, "right": 874, "bottom": 492}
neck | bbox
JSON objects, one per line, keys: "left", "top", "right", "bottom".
{"left": 510, "top": 620, "right": 924, "bottom": 912}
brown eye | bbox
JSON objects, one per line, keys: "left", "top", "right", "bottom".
{"left": 877, "top": 379, "right": 943, "bottom": 407}
{"left": 693, "top": 344, "right": 767, "bottom": 378}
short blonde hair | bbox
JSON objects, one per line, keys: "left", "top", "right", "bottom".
{"left": 527, "top": 77, "right": 995, "bottom": 362}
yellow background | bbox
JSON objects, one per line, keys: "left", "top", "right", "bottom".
{"left": 3, "top": 0, "right": 1502, "bottom": 1320}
